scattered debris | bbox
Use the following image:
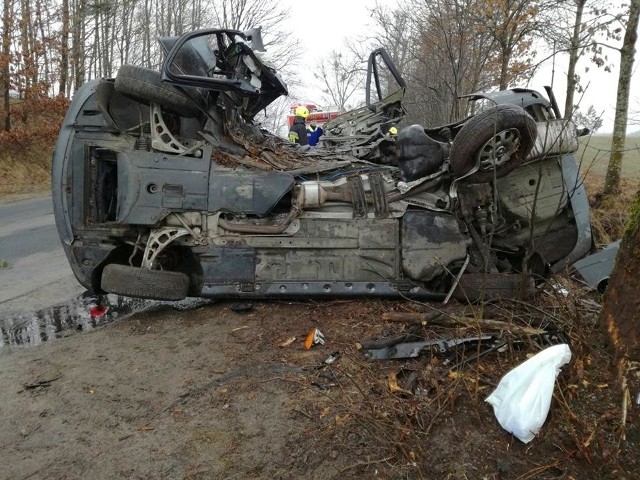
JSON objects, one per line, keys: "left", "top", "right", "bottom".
{"left": 22, "top": 367, "right": 62, "bottom": 392}
{"left": 230, "top": 303, "right": 253, "bottom": 313}
{"left": 24, "top": 375, "right": 61, "bottom": 391}
{"left": 304, "top": 327, "right": 325, "bottom": 349}
{"left": 546, "top": 281, "right": 570, "bottom": 297}
{"left": 278, "top": 336, "right": 296, "bottom": 347}
{"left": 307, "top": 352, "right": 341, "bottom": 390}
{"left": 362, "top": 334, "right": 495, "bottom": 360}
{"left": 321, "top": 351, "right": 340, "bottom": 366}
{"left": 230, "top": 326, "right": 249, "bottom": 332}
{"left": 136, "top": 423, "right": 155, "bottom": 432}
{"left": 571, "top": 240, "right": 620, "bottom": 293}
{"left": 382, "top": 310, "right": 443, "bottom": 325}
{"left": 382, "top": 312, "right": 546, "bottom": 336}
{"left": 388, "top": 369, "right": 418, "bottom": 396}
{"left": 485, "top": 343, "right": 572, "bottom": 443}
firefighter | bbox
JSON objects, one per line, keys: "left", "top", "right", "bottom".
{"left": 288, "top": 105, "right": 309, "bottom": 146}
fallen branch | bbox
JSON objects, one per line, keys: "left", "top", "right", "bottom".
{"left": 382, "top": 311, "right": 443, "bottom": 325}
{"left": 381, "top": 312, "right": 545, "bottom": 335}
{"left": 339, "top": 456, "right": 394, "bottom": 473}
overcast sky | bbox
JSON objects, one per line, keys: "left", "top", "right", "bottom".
{"left": 278, "top": 0, "right": 639, "bottom": 133}
{"left": 279, "top": 0, "right": 373, "bottom": 107}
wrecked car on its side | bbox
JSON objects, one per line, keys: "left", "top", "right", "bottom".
{"left": 52, "top": 28, "right": 592, "bottom": 301}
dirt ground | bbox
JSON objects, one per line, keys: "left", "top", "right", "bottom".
{"left": 1, "top": 285, "right": 638, "bottom": 480}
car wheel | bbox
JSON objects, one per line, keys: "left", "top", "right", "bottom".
{"left": 453, "top": 273, "right": 533, "bottom": 302}
{"left": 450, "top": 104, "right": 536, "bottom": 183}
{"left": 101, "top": 264, "right": 190, "bottom": 301}
{"left": 114, "top": 64, "right": 200, "bottom": 117}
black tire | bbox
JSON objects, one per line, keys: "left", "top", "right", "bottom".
{"left": 453, "top": 273, "right": 533, "bottom": 302}
{"left": 114, "top": 64, "right": 200, "bottom": 117}
{"left": 101, "top": 264, "right": 190, "bottom": 301}
{"left": 450, "top": 104, "right": 536, "bottom": 183}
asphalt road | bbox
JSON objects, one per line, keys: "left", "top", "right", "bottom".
{"left": 0, "top": 194, "right": 84, "bottom": 315}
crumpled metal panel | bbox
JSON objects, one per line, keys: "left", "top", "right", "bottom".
{"left": 116, "top": 151, "right": 210, "bottom": 225}
{"left": 208, "top": 170, "right": 294, "bottom": 216}
{"left": 529, "top": 120, "right": 578, "bottom": 159}
{"left": 571, "top": 240, "right": 620, "bottom": 292}
{"left": 402, "top": 211, "right": 471, "bottom": 282}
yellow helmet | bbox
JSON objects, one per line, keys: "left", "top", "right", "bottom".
{"left": 295, "top": 105, "right": 309, "bottom": 118}
{"left": 388, "top": 126, "right": 398, "bottom": 135}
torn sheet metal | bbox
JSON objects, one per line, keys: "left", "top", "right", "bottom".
{"left": 571, "top": 240, "right": 620, "bottom": 293}
{"left": 363, "top": 335, "right": 494, "bottom": 360}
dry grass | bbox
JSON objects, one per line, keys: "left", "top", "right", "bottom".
{"left": 576, "top": 134, "right": 640, "bottom": 246}
{"left": 0, "top": 96, "right": 67, "bottom": 197}
{"left": 0, "top": 153, "right": 51, "bottom": 197}
{"left": 582, "top": 172, "right": 638, "bottom": 246}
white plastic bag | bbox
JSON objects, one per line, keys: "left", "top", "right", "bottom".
{"left": 485, "top": 344, "right": 571, "bottom": 443}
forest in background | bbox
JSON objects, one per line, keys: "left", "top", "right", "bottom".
{"left": 0, "top": 0, "right": 637, "bottom": 196}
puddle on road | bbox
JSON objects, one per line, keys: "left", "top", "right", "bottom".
{"left": 0, "top": 293, "right": 211, "bottom": 351}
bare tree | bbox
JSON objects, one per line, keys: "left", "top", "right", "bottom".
{"left": 603, "top": 0, "right": 639, "bottom": 197}
{"left": 254, "top": 95, "right": 290, "bottom": 136}
{"left": 629, "top": 98, "right": 640, "bottom": 125}
{"left": 564, "top": 0, "right": 587, "bottom": 118}
{"left": 1, "top": 0, "right": 13, "bottom": 131}
{"left": 572, "top": 104, "right": 604, "bottom": 132}
{"left": 18, "top": 0, "right": 32, "bottom": 121}
{"left": 366, "top": 0, "right": 498, "bottom": 125}
{"left": 366, "top": 4, "right": 414, "bottom": 76}
{"left": 416, "top": 0, "right": 496, "bottom": 121}
{"left": 542, "top": 0, "right": 623, "bottom": 118}
{"left": 315, "top": 50, "right": 365, "bottom": 112}
{"left": 70, "top": 0, "right": 86, "bottom": 93}
{"left": 59, "top": 0, "right": 69, "bottom": 95}
{"left": 34, "top": 0, "right": 53, "bottom": 92}
{"left": 473, "top": 0, "right": 549, "bottom": 90}
{"left": 209, "top": 0, "right": 299, "bottom": 71}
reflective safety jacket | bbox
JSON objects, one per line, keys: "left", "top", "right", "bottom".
{"left": 288, "top": 116, "right": 308, "bottom": 146}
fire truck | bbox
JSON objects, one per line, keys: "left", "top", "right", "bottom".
{"left": 287, "top": 103, "right": 341, "bottom": 128}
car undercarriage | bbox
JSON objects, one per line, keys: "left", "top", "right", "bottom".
{"left": 52, "top": 28, "right": 592, "bottom": 302}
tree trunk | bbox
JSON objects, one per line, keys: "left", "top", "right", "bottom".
{"left": 60, "top": 0, "right": 69, "bottom": 96}
{"left": 2, "top": 0, "right": 13, "bottom": 132}
{"left": 71, "top": 0, "right": 85, "bottom": 93}
{"left": 603, "top": 0, "right": 640, "bottom": 197}
{"left": 143, "top": 0, "right": 151, "bottom": 67}
{"left": 599, "top": 188, "right": 640, "bottom": 359}
{"left": 498, "top": 46, "right": 510, "bottom": 90}
{"left": 93, "top": 11, "right": 99, "bottom": 78}
{"left": 564, "top": 0, "right": 586, "bottom": 119}
{"left": 19, "top": 0, "right": 31, "bottom": 121}
{"left": 36, "top": 0, "right": 51, "bottom": 94}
